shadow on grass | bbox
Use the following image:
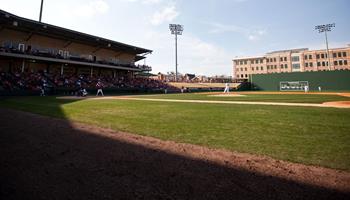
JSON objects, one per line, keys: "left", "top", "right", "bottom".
{"left": 0, "top": 97, "right": 349, "bottom": 199}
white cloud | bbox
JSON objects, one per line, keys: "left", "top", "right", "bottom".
{"left": 151, "top": 5, "right": 179, "bottom": 26}
{"left": 143, "top": 0, "right": 163, "bottom": 4}
{"left": 123, "top": 0, "right": 163, "bottom": 4}
{"left": 248, "top": 29, "right": 266, "bottom": 41}
{"left": 208, "top": 22, "right": 267, "bottom": 41}
{"left": 74, "top": 0, "right": 109, "bottom": 17}
{"left": 142, "top": 31, "right": 233, "bottom": 76}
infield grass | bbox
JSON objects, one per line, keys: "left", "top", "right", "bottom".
{"left": 1, "top": 95, "right": 350, "bottom": 171}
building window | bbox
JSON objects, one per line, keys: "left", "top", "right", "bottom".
{"left": 274, "top": 65, "right": 277, "bottom": 69}
{"left": 326, "top": 61, "right": 328, "bottom": 66}
{"left": 280, "top": 64, "right": 283, "bottom": 68}
{"left": 260, "top": 59, "right": 263, "bottom": 64}
{"left": 280, "top": 57, "right": 283, "bottom": 62}
{"left": 267, "top": 66, "right": 270, "bottom": 70}
{"left": 344, "top": 60, "right": 348, "bottom": 65}
{"left": 339, "top": 60, "right": 343, "bottom": 65}
{"left": 316, "top": 54, "right": 320, "bottom": 59}
{"left": 244, "top": 60, "right": 247, "bottom": 65}
{"left": 317, "top": 62, "right": 321, "bottom": 66}
{"left": 338, "top": 52, "right": 342, "bottom": 57}
{"left": 322, "top": 61, "right": 325, "bottom": 66}
{"left": 261, "top": 67, "right": 263, "bottom": 70}
{"left": 245, "top": 67, "right": 247, "bottom": 71}
{"left": 285, "top": 64, "right": 288, "bottom": 68}
{"left": 305, "top": 63, "right": 308, "bottom": 67}
{"left": 292, "top": 63, "right": 300, "bottom": 70}
{"left": 343, "top": 52, "right": 347, "bottom": 57}
{"left": 310, "top": 62, "right": 313, "bottom": 67}
{"left": 245, "top": 74, "right": 248, "bottom": 78}
{"left": 252, "top": 67, "right": 254, "bottom": 71}
{"left": 333, "top": 53, "right": 337, "bottom": 58}
{"left": 256, "top": 66, "right": 259, "bottom": 70}
{"left": 273, "top": 58, "right": 276, "bottom": 62}
{"left": 321, "top": 54, "right": 325, "bottom": 59}
{"left": 237, "top": 75, "right": 240, "bottom": 78}
{"left": 304, "top": 55, "right": 308, "bottom": 60}
{"left": 309, "top": 55, "right": 312, "bottom": 59}
{"left": 284, "top": 57, "right": 287, "bottom": 61}
{"left": 291, "top": 56, "right": 300, "bottom": 62}
{"left": 334, "top": 61, "right": 338, "bottom": 66}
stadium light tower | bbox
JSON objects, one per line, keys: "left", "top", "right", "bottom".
{"left": 169, "top": 24, "right": 184, "bottom": 82}
{"left": 315, "top": 23, "right": 335, "bottom": 71}
{"left": 39, "top": 0, "right": 44, "bottom": 22}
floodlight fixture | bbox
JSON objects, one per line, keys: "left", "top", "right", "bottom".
{"left": 315, "top": 23, "right": 335, "bottom": 70}
{"left": 169, "top": 24, "right": 184, "bottom": 81}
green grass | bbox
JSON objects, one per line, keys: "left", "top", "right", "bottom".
{"left": 133, "top": 93, "right": 350, "bottom": 103}
{"left": 1, "top": 96, "right": 350, "bottom": 171}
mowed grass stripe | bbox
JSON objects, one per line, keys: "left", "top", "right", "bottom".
{"left": 1, "top": 96, "right": 349, "bottom": 171}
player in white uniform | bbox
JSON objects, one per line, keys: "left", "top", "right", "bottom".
{"left": 223, "top": 83, "right": 230, "bottom": 93}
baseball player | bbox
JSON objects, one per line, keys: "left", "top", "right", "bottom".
{"left": 96, "top": 80, "right": 104, "bottom": 96}
{"left": 223, "top": 83, "right": 230, "bottom": 93}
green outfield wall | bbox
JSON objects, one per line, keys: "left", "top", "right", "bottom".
{"left": 251, "top": 70, "right": 350, "bottom": 91}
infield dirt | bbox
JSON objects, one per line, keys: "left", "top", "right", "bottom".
{"left": 1, "top": 108, "right": 349, "bottom": 199}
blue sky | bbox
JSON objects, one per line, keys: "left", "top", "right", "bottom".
{"left": 1, "top": 0, "right": 349, "bottom": 75}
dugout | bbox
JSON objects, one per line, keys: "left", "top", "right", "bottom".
{"left": 251, "top": 70, "right": 350, "bottom": 91}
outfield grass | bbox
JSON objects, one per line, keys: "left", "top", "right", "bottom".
{"left": 1, "top": 96, "right": 350, "bottom": 171}
{"left": 134, "top": 93, "right": 350, "bottom": 103}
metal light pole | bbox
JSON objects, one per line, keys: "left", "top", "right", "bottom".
{"left": 169, "top": 24, "right": 183, "bottom": 82}
{"left": 315, "top": 23, "right": 335, "bottom": 71}
{"left": 39, "top": 0, "right": 44, "bottom": 22}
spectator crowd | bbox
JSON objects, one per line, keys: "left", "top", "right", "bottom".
{"left": 0, "top": 68, "right": 178, "bottom": 95}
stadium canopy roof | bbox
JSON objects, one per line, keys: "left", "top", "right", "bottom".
{"left": 0, "top": 9, "right": 152, "bottom": 55}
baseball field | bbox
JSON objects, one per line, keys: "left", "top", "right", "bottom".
{"left": 1, "top": 91, "right": 350, "bottom": 199}
{"left": 1, "top": 92, "right": 350, "bottom": 170}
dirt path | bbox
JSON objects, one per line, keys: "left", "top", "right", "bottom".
{"left": 201, "top": 91, "right": 350, "bottom": 97}
{"left": 105, "top": 97, "right": 350, "bottom": 108}
{"left": 1, "top": 108, "right": 349, "bottom": 199}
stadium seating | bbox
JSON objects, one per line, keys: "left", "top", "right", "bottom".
{"left": 0, "top": 69, "right": 178, "bottom": 95}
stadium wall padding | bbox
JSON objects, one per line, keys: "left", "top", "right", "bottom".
{"left": 251, "top": 70, "right": 350, "bottom": 91}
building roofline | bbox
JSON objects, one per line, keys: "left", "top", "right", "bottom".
{"left": 233, "top": 46, "right": 350, "bottom": 60}
{"left": 233, "top": 55, "right": 265, "bottom": 60}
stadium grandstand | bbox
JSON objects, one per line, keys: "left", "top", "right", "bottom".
{"left": 0, "top": 9, "right": 180, "bottom": 95}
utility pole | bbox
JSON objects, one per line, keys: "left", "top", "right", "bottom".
{"left": 39, "top": 0, "right": 44, "bottom": 22}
